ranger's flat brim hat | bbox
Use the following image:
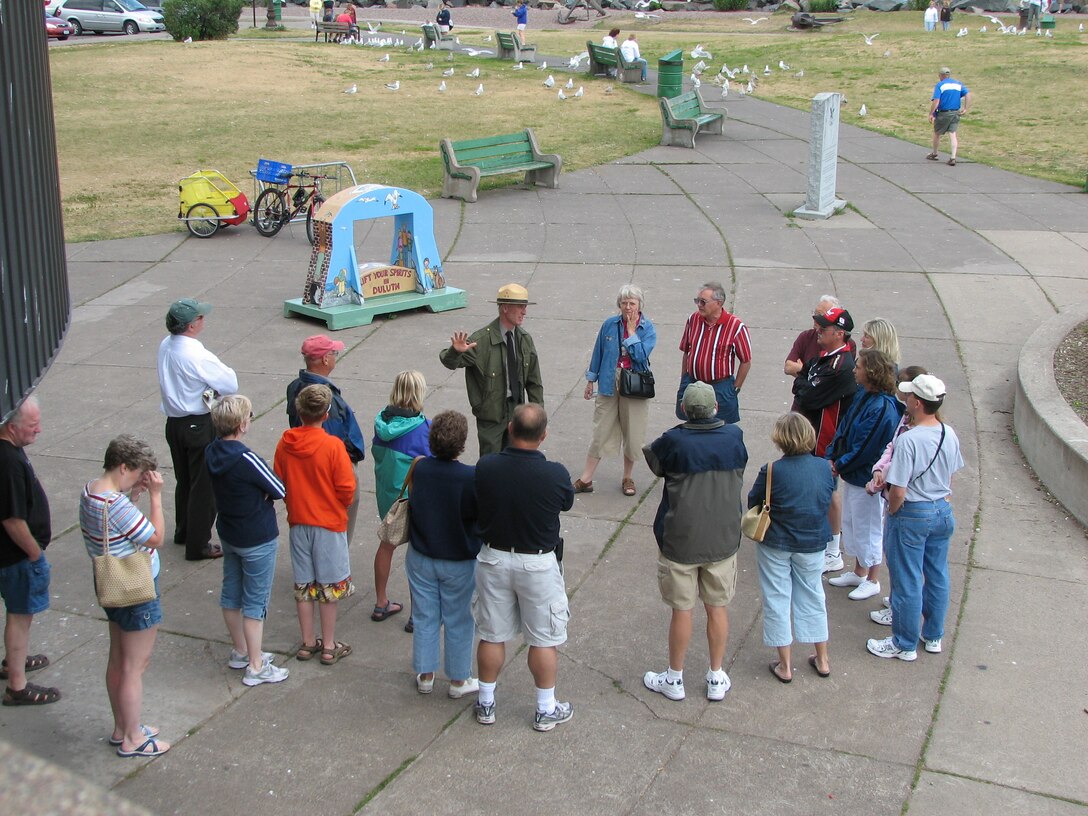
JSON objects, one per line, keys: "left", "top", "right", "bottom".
{"left": 492, "top": 283, "right": 535, "bottom": 305}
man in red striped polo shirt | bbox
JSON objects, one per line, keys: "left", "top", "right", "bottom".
{"left": 675, "top": 283, "right": 752, "bottom": 424}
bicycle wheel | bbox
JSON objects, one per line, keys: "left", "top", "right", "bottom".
{"left": 253, "top": 188, "right": 287, "bottom": 237}
{"left": 185, "top": 203, "right": 219, "bottom": 239}
{"left": 306, "top": 195, "right": 325, "bottom": 245}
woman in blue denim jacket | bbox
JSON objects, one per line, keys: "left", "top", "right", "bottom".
{"left": 574, "top": 285, "right": 656, "bottom": 497}
{"left": 749, "top": 413, "right": 836, "bottom": 682}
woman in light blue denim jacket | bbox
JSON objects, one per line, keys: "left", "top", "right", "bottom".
{"left": 574, "top": 285, "right": 657, "bottom": 497}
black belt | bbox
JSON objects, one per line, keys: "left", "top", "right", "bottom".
{"left": 937, "top": 109, "right": 958, "bottom": 113}
{"left": 486, "top": 543, "right": 553, "bottom": 555}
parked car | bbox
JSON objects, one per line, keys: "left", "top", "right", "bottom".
{"left": 51, "top": 0, "right": 166, "bottom": 35}
{"left": 45, "top": 13, "right": 74, "bottom": 39}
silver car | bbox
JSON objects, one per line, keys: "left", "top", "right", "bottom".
{"left": 51, "top": 0, "right": 166, "bottom": 36}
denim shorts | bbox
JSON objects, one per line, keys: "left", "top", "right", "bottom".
{"left": 0, "top": 555, "right": 51, "bottom": 616}
{"left": 220, "top": 538, "right": 279, "bottom": 620}
{"left": 104, "top": 577, "right": 162, "bottom": 632}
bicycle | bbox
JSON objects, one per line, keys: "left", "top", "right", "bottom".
{"left": 253, "top": 170, "right": 329, "bottom": 244}
{"left": 557, "top": 0, "right": 591, "bottom": 24}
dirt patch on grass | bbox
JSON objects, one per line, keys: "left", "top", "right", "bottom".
{"left": 1054, "top": 320, "right": 1088, "bottom": 426}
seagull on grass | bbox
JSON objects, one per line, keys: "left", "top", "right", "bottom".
{"left": 569, "top": 52, "right": 589, "bottom": 69}
{"left": 474, "top": 84, "right": 484, "bottom": 96}
{"left": 574, "top": 86, "right": 584, "bottom": 98}
{"left": 543, "top": 74, "right": 555, "bottom": 88}
{"left": 344, "top": 84, "right": 357, "bottom": 94}
{"left": 862, "top": 32, "right": 880, "bottom": 44}
{"left": 378, "top": 53, "right": 390, "bottom": 62}
{"left": 603, "top": 84, "right": 614, "bottom": 95}
{"left": 467, "top": 67, "right": 480, "bottom": 78}
{"left": 558, "top": 89, "right": 568, "bottom": 100}
{"left": 691, "top": 44, "right": 712, "bottom": 59}
{"left": 564, "top": 77, "right": 574, "bottom": 89}
{"left": 385, "top": 81, "right": 400, "bottom": 91}
{"left": 634, "top": 11, "right": 661, "bottom": 19}
{"left": 858, "top": 103, "right": 867, "bottom": 116}
{"left": 438, "top": 80, "right": 446, "bottom": 92}
{"left": 512, "top": 62, "right": 525, "bottom": 70}
{"left": 538, "top": 60, "right": 548, "bottom": 71}
{"left": 464, "top": 48, "right": 493, "bottom": 57}
{"left": 743, "top": 17, "right": 768, "bottom": 24}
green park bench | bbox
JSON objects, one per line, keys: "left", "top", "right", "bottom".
{"left": 496, "top": 30, "right": 537, "bottom": 63}
{"left": 440, "top": 128, "right": 562, "bottom": 203}
{"left": 315, "top": 20, "right": 351, "bottom": 43}
{"left": 586, "top": 41, "right": 642, "bottom": 84}
{"left": 659, "top": 89, "right": 725, "bottom": 148}
{"left": 421, "top": 22, "right": 455, "bottom": 51}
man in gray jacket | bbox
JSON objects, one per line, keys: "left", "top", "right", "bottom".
{"left": 642, "top": 381, "right": 747, "bottom": 702}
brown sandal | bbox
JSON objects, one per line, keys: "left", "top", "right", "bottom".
{"left": 0, "top": 654, "right": 49, "bottom": 680}
{"left": 925, "top": 152, "right": 939, "bottom": 160}
{"left": 320, "top": 641, "right": 352, "bottom": 666}
{"left": 3, "top": 682, "right": 61, "bottom": 706}
{"left": 573, "top": 479, "right": 594, "bottom": 493}
{"left": 295, "top": 638, "right": 323, "bottom": 661}
{"left": 622, "top": 478, "right": 636, "bottom": 497}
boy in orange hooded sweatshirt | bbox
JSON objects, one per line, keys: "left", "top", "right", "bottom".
{"left": 275, "top": 384, "right": 356, "bottom": 666}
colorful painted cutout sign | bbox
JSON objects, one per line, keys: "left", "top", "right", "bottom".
{"left": 301, "top": 185, "right": 446, "bottom": 309}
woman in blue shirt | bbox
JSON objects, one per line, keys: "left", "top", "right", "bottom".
{"left": 748, "top": 413, "right": 835, "bottom": 682}
{"left": 574, "top": 285, "right": 656, "bottom": 497}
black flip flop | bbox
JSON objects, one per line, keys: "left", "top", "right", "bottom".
{"left": 769, "top": 661, "right": 792, "bottom": 684}
{"left": 808, "top": 655, "right": 831, "bottom": 678}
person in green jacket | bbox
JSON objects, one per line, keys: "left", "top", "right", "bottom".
{"left": 371, "top": 371, "right": 431, "bottom": 624}
{"left": 439, "top": 284, "right": 544, "bottom": 456}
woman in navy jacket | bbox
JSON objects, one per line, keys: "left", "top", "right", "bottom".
{"left": 574, "top": 284, "right": 656, "bottom": 497}
{"left": 826, "top": 350, "right": 901, "bottom": 603}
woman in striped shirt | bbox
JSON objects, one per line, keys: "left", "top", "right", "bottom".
{"left": 80, "top": 435, "right": 170, "bottom": 758}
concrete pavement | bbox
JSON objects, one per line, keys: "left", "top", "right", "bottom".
{"left": 2, "top": 93, "right": 1087, "bottom": 815}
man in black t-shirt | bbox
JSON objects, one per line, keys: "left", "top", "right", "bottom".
{"left": 0, "top": 397, "right": 59, "bottom": 706}
{"left": 472, "top": 404, "right": 575, "bottom": 732}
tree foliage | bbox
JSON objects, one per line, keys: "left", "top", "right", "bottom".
{"left": 163, "top": 0, "right": 245, "bottom": 41}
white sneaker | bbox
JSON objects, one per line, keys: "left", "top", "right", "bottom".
{"left": 643, "top": 670, "right": 685, "bottom": 701}
{"left": 416, "top": 673, "right": 434, "bottom": 694}
{"left": 870, "top": 607, "right": 893, "bottom": 626}
{"left": 229, "top": 649, "right": 273, "bottom": 670}
{"left": 828, "top": 571, "right": 864, "bottom": 588}
{"left": 882, "top": 596, "right": 891, "bottom": 609}
{"left": 848, "top": 579, "right": 881, "bottom": 601}
{"left": 924, "top": 638, "right": 942, "bottom": 654}
{"left": 448, "top": 677, "right": 479, "bottom": 699}
{"left": 866, "top": 636, "right": 916, "bottom": 661}
{"left": 706, "top": 670, "right": 731, "bottom": 701}
{"left": 242, "top": 659, "right": 289, "bottom": 686}
{"left": 822, "top": 552, "right": 844, "bottom": 573}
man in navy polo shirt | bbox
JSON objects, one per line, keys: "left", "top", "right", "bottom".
{"left": 472, "top": 404, "right": 575, "bottom": 732}
{"left": 927, "top": 67, "right": 971, "bottom": 166}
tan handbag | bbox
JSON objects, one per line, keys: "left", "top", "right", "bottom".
{"left": 377, "top": 457, "right": 423, "bottom": 548}
{"left": 93, "top": 493, "right": 156, "bottom": 608}
{"left": 741, "top": 462, "right": 773, "bottom": 543}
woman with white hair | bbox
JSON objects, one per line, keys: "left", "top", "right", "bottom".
{"left": 574, "top": 284, "right": 657, "bottom": 497}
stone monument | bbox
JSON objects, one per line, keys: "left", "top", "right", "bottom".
{"left": 794, "top": 91, "right": 848, "bottom": 220}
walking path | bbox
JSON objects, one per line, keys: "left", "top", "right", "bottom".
{"left": 3, "top": 74, "right": 1087, "bottom": 815}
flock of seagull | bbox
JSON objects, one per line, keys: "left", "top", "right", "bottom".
{"left": 339, "top": 11, "right": 1084, "bottom": 107}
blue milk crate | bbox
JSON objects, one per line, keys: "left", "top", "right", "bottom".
{"left": 255, "top": 159, "right": 293, "bottom": 185}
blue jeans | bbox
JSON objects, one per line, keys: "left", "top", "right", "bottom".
{"left": 0, "top": 555, "right": 50, "bottom": 615}
{"left": 755, "top": 546, "right": 827, "bottom": 647}
{"left": 675, "top": 373, "right": 739, "bottom": 424}
{"left": 885, "top": 499, "right": 955, "bottom": 650}
{"left": 406, "top": 546, "right": 476, "bottom": 680}
{"left": 632, "top": 57, "right": 648, "bottom": 81}
{"left": 104, "top": 577, "right": 162, "bottom": 632}
{"left": 220, "top": 538, "right": 279, "bottom": 620}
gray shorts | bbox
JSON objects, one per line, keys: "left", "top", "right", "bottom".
{"left": 472, "top": 545, "right": 570, "bottom": 648}
{"left": 934, "top": 110, "right": 960, "bottom": 135}
{"left": 289, "top": 525, "right": 351, "bottom": 586}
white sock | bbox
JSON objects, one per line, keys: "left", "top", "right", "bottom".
{"left": 535, "top": 686, "right": 556, "bottom": 714}
{"left": 666, "top": 667, "right": 683, "bottom": 684}
{"left": 707, "top": 668, "right": 726, "bottom": 681}
{"left": 478, "top": 681, "right": 496, "bottom": 707}
{"left": 825, "top": 533, "right": 841, "bottom": 557}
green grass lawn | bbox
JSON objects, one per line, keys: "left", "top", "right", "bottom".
{"left": 48, "top": 10, "right": 1087, "bottom": 241}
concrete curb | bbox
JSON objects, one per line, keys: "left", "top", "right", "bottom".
{"left": 1014, "top": 302, "right": 1088, "bottom": 528}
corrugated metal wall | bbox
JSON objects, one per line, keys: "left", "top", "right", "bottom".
{"left": 0, "top": 0, "right": 71, "bottom": 423}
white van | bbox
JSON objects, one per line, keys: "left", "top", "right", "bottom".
{"left": 52, "top": 0, "right": 166, "bottom": 36}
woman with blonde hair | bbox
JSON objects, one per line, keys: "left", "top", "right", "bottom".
{"left": 372, "top": 370, "right": 431, "bottom": 625}
{"left": 748, "top": 414, "right": 836, "bottom": 682}
{"left": 860, "top": 318, "right": 901, "bottom": 366}
{"left": 574, "top": 284, "right": 657, "bottom": 497}
{"left": 206, "top": 395, "right": 288, "bottom": 687}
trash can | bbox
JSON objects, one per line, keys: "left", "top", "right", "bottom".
{"left": 658, "top": 49, "right": 683, "bottom": 99}
{"left": 1040, "top": 13, "right": 1055, "bottom": 28}
{"left": 1018, "top": 7, "right": 1029, "bottom": 27}
{"left": 272, "top": 0, "right": 282, "bottom": 21}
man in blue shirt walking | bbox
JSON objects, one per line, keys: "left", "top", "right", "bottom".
{"left": 926, "top": 67, "right": 971, "bottom": 166}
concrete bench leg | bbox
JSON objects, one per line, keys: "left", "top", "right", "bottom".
{"left": 442, "top": 171, "right": 479, "bottom": 203}
{"left": 661, "top": 125, "right": 696, "bottom": 149}
{"left": 526, "top": 165, "right": 560, "bottom": 190}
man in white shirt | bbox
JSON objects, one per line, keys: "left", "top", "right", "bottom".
{"left": 158, "top": 299, "right": 238, "bottom": 561}
{"left": 619, "top": 33, "right": 648, "bottom": 82}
